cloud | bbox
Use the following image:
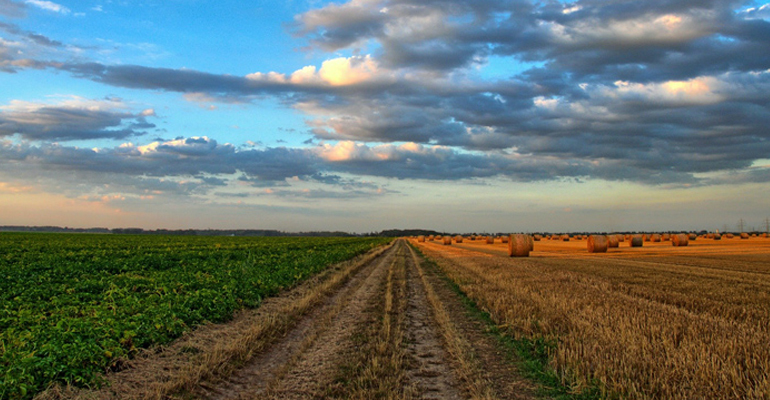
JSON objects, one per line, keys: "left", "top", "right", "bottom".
{"left": 0, "top": 0, "right": 25, "bottom": 17}
{"left": 24, "top": 0, "right": 68, "bottom": 14}
{"left": 0, "top": 96, "right": 156, "bottom": 141}
{"left": 3, "top": 0, "right": 770, "bottom": 190}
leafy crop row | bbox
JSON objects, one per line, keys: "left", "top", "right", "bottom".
{"left": 0, "top": 233, "right": 391, "bottom": 399}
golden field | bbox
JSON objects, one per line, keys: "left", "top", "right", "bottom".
{"left": 413, "top": 235, "right": 770, "bottom": 399}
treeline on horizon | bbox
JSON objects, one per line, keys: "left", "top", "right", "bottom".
{"left": 1, "top": 226, "right": 765, "bottom": 237}
{"left": 0, "top": 226, "right": 354, "bottom": 237}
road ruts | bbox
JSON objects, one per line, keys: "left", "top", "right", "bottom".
{"left": 191, "top": 239, "right": 535, "bottom": 399}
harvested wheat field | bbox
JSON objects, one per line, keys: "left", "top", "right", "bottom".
{"left": 413, "top": 235, "right": 770, "bottom": 399}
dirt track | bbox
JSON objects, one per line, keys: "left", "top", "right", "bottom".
{"left": 57, "top": 239, "right": 534, "bottom": 400}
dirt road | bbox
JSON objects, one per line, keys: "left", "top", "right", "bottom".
{"left": 57, "top": 239, "right": 533, "bottom": 400}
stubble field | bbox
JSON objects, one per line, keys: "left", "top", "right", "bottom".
{"left": 414, "top": 235, "right": 770, "bottom": 399}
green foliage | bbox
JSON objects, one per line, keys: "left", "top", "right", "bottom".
{"left": 0, "top": 233, "right": 391, "bottom": 399}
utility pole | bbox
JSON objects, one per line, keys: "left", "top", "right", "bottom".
{"left": 738, "top": 218, "right": 745, "bottom": 233}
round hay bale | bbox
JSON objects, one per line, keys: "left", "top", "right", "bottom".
{"left": 629, "top": 235, "right": 643, "bottom": 247}
{"left": 417, "top": 235, "right": 425, "bottom": 243}
{"left": 533, "top": 234, "right": 542, "bottom": 241}
{"left": 651, "top": 234, "right": 661, "bottom": 242}
{"left": 688, "top": 233, "right": 697, "bottom": 241}
{"left": 508, "top": 234, "right": 530, "bottom": 257}
{"left": 617, "top": 235, "right": 625, "bottom": 242}
{"left": 607, "top": 235, "right": 620, "bottom": 248}
{"left": 428, "top": 235, "right": 434, "bottom": 241}
{"left": 454, "top": 235, "right": 463, "bottom": 243}
{"left": 714, "top": 234, "right": 722, "bottom": 240}
{"left": 528, "top": 235, "right": 534, "bottom": 251}
{"left": 443, "top": 236, "right": 452, "bottom": 245}
{"left": 486, "top": 236, "right": 495, "bottom": 244}
{"left": 763, "top": 233, "right": 769, "bottom": 238}
{"left": 672, "top": 233, "right": 689, "bottom": 247}
{"left": 587, "top": 235, "right": 609, "bottom": 253}
{"left": 501, "top": 236, "right": 509, "bottom": 243}
{"left": 662, "top": 234, "right": 670, "bottom": 241}
{"left": 561, "top": 234, "right": 570, "bottom": 241}
{"left": 740, "top": 233, "right": 749, "bottom": 239}
{"left": 725, "top": 233, "right": 734, "bottom": 239}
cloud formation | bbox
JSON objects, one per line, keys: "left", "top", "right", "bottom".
{"left": 2, "top": 0, "right": 770, "bottom": 196}
{"left": 0, "top": 97, "right": 156, "bottom": 141}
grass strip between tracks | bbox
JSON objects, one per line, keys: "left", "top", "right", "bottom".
{"left": 408, "top": 243, "right": 604, "bottom": 400}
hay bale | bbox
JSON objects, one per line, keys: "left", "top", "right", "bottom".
{"left": 561, "top": 234, "right": 570, "bottom": 241}
{"left": 587, "top": 235, "right": 609, "bottom": 253}
{"left": 651, "top": 234, "right": 661, "bottom": 242}
{"left": 454, "top": 235, "right": 463, "bottom": 243}
{"left": 443, "top": 236, "right": 452, "bottom": 245}
{"left": 508, "top": 234, "right": 530, "bottom": 257}
{"left": 725, "top": 233, "right": 734, "bottom": 239}
{"left": 486, "top": 236, "right": 495, "bottom": 244}
{"left": 617, "top": 235, "right": 625, "bottom": 242}
{"left": 714, "top": 234, "right": 722, "bottom": 240}
{"left": 533, "top": 235, "right": 542, "bottom": 241}
{"left": 688, "top": 233, "right": 697, "bottom": 241}
{"left": 607, "top": 235, "right": 620, "bottom": 248}
{"left": 630, "top": 235, "right": 643, "bottom": 247}
{"left": 741, "top": 233, "right": 749, "bottom": 239}
{"left": 528, "top": 235, "right": 534, "bottom": 251}
{"left": 672, "top": 233, "right": 689, "bottom": 247}
{"left": 763, "top": 233, "right": 769, "bottom": 238}
{"left": 662, "top": 234, "right": 671, "bottom": 241}
{"left": 501, "top": 236, "right": 509, "bottom": 243}
{"left": 417, "top": 235, "right": 425, "bottom": 243}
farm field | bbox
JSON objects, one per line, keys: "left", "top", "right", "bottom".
{"left": 414, "top": 235, "right": 770, "bottom": 399}
{"left": 0, "top": 233, "right": 391, "bottom": 399}
{"left": 4, "top": 233, "right": 770, "bottom": 399}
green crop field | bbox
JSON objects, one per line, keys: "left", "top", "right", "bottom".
{"left": 0, "top": 233, "right": 391, "bottom": 399}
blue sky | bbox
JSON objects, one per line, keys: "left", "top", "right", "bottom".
{"left": 1, "top": 0, "right": 770, "bottom": 233}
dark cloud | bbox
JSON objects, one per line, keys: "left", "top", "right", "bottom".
{"left": 0, "top": 0, "right": 25, "bottom": 17}
{"left": 0, "top": 98, "right": 156, "bottom": 141}
{"left": 0, "top": 22, "right": 64, "bottom": 48}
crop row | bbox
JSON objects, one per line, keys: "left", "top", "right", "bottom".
{"left": 0, "top": 233, "right": 391, "bottom": 399}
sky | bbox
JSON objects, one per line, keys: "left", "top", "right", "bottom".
{"left": 1, "top": 0, "right": 769, "bottom": 233}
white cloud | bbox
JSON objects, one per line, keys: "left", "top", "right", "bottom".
{"left": 247, "top": 55, "right": 391, "bottom": 87}
{"left": 24, "top": 0, "right": 70, "bottom": 14}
